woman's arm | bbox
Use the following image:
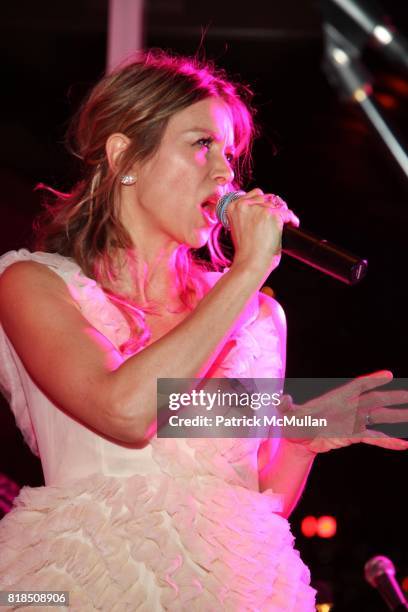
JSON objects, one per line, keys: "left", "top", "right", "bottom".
{"left": 0, "top": 259, "right": 268, "bottom": 445}
{"left": 256, "top": 292, "right": 316, "bottom": 517}
{"left": 258, "top": 438, "right": 316, "bottom": 518}
{"left": 0, "top": 191, "right": 298, "bottom": 445}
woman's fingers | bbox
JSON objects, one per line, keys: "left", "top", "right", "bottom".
{"left": 357, "top": 384, "right": 408, "bottom": 428}
{"left": 279, "top": 371, "right": 408, "bottom": 454}
{"left": 244, "top": 187, "right": 265, "bottom": 198}
{"left": 227, "top": 190, "right": 293, "bottom": 275}
{"left": 231, "top": 191, "right": 299, "bottom": 227}
{"left": 366, "top": 406, "right": 408, "bottom": 425}
{"left": 352, "top": 370, "right": 394, "bottom": 393}
{"left": 358, "top": 390, "right": 408, "bottom": 411}
{"left": 360, "top": 430, "right": 408, "bottom": 450}
{"left": 331, "top": 371, "right": 394, "bottom": 402}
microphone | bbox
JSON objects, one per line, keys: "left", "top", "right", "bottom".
{"left": 216, "top": 191, "right": 368, "bottom": 285}
{"left": 365, "top": 555, "right": 408, "bottom": 611}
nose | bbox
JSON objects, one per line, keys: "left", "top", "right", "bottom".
{"left": 211, "top": 154, "right": 234, "bottom": 185}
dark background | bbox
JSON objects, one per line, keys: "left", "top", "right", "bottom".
{"left": 1, "top": 1, "right": 407, "bottom": 609}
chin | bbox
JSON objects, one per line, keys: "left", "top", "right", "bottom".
{"left": 190, "top": 229, "right": 211, "bottom": 249}
{"left": 175, "top": 225, "right": 212, "bottom": 250}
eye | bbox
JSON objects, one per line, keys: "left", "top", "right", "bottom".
{"left": 194, "top": 138, "right": 235, "bottom": 165}
{"left": 195, "top": 137, "right": 213, "bottom": 150}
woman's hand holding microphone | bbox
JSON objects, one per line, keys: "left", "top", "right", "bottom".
{"left": 217, "top": 188, "right": 299, "bottom": 281}
{"left": 216, "top": 192, "right": 408, "bottom": 455}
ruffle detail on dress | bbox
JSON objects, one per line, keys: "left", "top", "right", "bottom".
{"left": 200, "top": 273, "right": 283, "bottom": 380}
{"left": 0, "top": 473, "right": 315, "bottom": 611}
{"left": 0, "top": 250, "right": 282, "bottom": 372}
{"left": 0, "top": 249, "right": 125, "bottom": 457}
{"left": 149, "top": 436, "right": 264, "bottom": 492}
{"left": 0, "top": 249, "right": 132, "bottom": 455}
{"left": 0, "top": 250, "right": 282, "bottom": 461}
{"left": 0, "top": 251, "right": 50, "bottom": 456}
{"left": 0, "top": 332, "right": 39, "bottom": 457}
{"left": 2, "top": 249, "right": 133, "bottom": 351}
{"left": 218, "top": 313, "right": 283, "bottom": 379}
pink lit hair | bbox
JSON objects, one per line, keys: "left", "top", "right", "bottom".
{"left": 33, "top": 49, "right": 257, "bottom": 353}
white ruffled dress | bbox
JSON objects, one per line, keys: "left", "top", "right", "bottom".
{"left": 0, "top": 250, "right": 315, "bottom": 611}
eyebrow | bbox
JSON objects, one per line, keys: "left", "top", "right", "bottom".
{"left": 185, "top": 127, "right": 218, "bottom": 136}
{"left": 185, "top": 127, "right": 235, "bottom": 146}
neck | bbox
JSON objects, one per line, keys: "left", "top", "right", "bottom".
{"left": 109, "top": 191, "right": 204, "bottom": 311}
{"left": 109, "top": 242, "right": 193, "bottom": 313}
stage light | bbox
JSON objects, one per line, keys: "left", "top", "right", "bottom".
{"left": 353, "top": 87, "right": 368, "bottom": 102}
{"left": 326, "top": 0, "right": 408, "bottom": 70}
{"left": 332, "top": 47, "right": 349, "bottom": 65}
{"left": 317, "top": 515, "right": 337, "bottom": 538}
{"left": 301, "top": 515, "right": 318, "bottom": 538}
{"left": 316, "top": 604, "right": 334, "bottom": 612}
{"left": 330, "top": 0, "right": 372, "bottom": 33}
{"left": 373, "top": 25, "right": 393, "bottom": 46}
{"left": 330, "top": 0, "right": 397, "bottom": 49}
{"left": 402, "top": 576, "right": 408, "bottom": 593}
{"left": 323, "top": 23, "right": 408, "bottom": 179}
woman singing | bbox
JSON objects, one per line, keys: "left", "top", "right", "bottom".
{"left": 0, "top": 50, "right": 406, "bottom": 610}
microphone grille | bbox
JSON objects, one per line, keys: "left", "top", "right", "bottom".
{"left": 215, "top": 191, "right": 245, "bottom": 228}
{"left": 365, "top": 555, "right": 396, "bottom": 587}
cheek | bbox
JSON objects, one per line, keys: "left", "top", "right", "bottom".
{"left": 162, "top": 144, "right": 205, "bottom": 175}
{"left": 136, "top": 149, "right": 204, "bottom": 214}
{"left": 194, "top": 150, "right": 207, "bottom": 166}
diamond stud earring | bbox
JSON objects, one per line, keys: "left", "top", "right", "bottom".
{"left": 120, "top": 174, "right": 137, "bottom": 185}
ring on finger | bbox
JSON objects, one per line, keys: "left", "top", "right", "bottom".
{"left": 365, "top": 413, "right": 373, "bottom": 428}
{"left": 267, "top": 195, "right": 286, "bottom": 209}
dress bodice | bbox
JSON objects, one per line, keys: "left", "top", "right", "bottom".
{"left": 0, "top": 250, "right": 283, "bottom": 494}
{"left": 0, "top": 250, "right": 318, "bottom": 611}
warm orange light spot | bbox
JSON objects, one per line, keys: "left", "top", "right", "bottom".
{"left": 301, "top": 516, "right": 318, "bottom": 538}
{"left": 317, "top": 515, "right": 337, "bottom": 538}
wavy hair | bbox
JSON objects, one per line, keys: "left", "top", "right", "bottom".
{"left": 33, "top": 50, "right": 257, "bottom": 353}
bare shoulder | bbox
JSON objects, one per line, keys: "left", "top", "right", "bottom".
{"left": 0, "top": 260, "right": 75, "bottom": 310}
{"left": 0, "top": 257, "right": 129, "bottom": 442}
{"left": 0, "top": 259, "right": 65, "bottom": 288}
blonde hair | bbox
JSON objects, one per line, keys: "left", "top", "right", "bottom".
{"left": 34, "top": 49, "right": 257, "bottom": 353}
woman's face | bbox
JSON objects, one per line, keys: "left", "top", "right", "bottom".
{"left": 126, "top": 97, "right": 236, "bottom": 250}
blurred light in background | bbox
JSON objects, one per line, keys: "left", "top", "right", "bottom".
{"left": 301, "top": 515, "right": 337, "bottom": 538}
{"left": 321, "top": 0, "right": 408, "bottom": 178}
{"left": 317, "top": 515, "right": 337, "bottom": 538}
{"left": 316, "top": 604, "right": 334, "bottom": 612}
{"left": 301, "top": 515, "right": 318, "bottom": 537}
{"left": 373, "top": 24, "right": 393, "bottom": 45}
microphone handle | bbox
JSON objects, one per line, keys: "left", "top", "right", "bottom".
{"left": 282, "top": 225, "right": 368, "bottom": 286}
{"left": 374, "top": 573, "right": 408, "bottom": 611}
{"left": 215, "top": 191, "right": 368, "bottom": 285}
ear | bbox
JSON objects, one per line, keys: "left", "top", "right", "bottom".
{"left": 105, "top": 133, "right": 131, "bottom": 172}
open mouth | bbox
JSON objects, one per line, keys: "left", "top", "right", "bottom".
{"left": 200, "top": 201, "right": 218, "bottom": 225}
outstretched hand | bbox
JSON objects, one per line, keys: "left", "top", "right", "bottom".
{"left": 279, "top": 371, "right": 408, "bottom": 454}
